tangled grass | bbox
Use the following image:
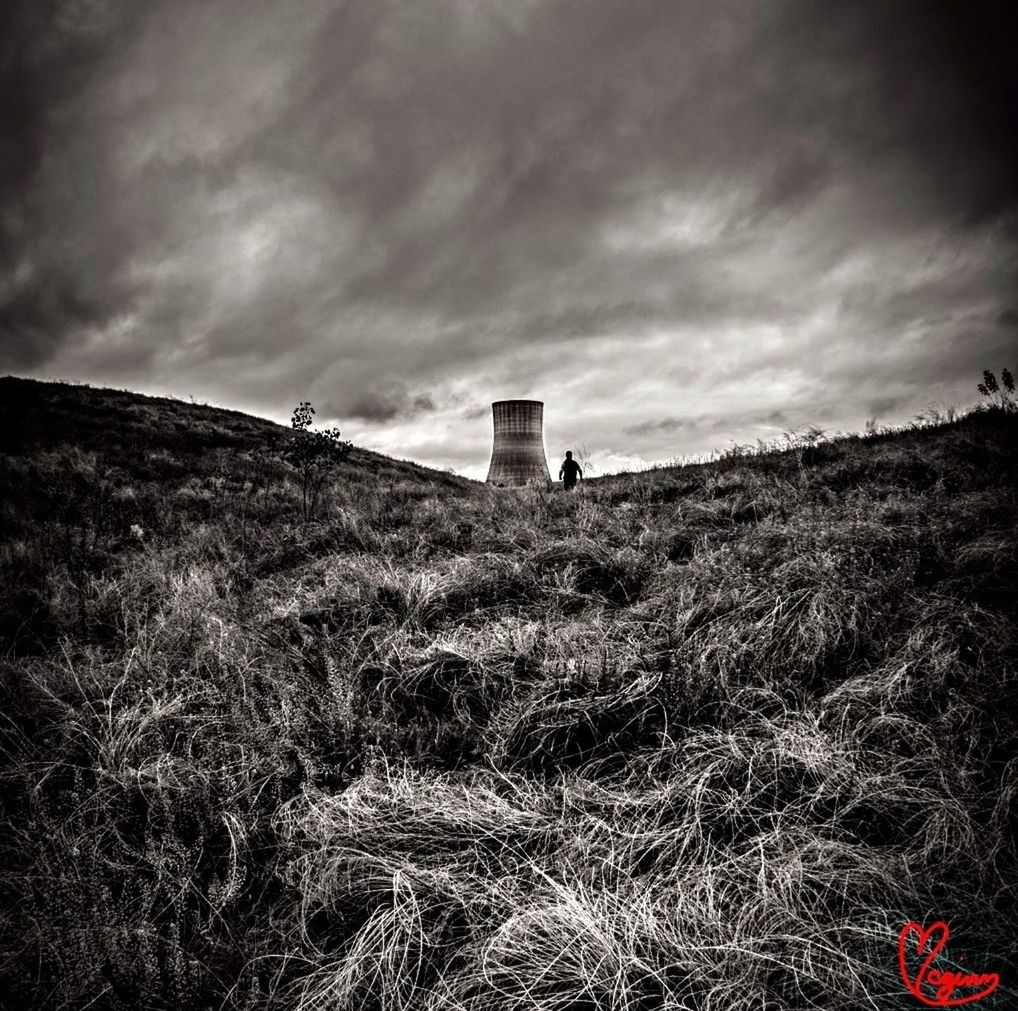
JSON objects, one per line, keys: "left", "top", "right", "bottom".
{"left": 1, "top": 378, "right": 1016, "bottom": 1009}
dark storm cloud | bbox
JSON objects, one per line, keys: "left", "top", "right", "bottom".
{"left": 624, "top": 408, "right": 790, "bottom": 439}
{"left": 337, "top": 384, "right": 436, "bottom": 423}
{"left": 0, "top": 0, "right": 154, "bottom": 367}
{"left": 624, "top": 418, "right": 691, "bottom": 437}
{"left": 2, "top": 0, "right": 1016, "bottom": 471}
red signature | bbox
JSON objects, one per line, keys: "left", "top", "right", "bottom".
{"left": 898, "top": 921, "right": 1000, "bottom": 1006}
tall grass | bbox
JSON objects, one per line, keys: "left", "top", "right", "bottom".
{"left": 1, "top": 379, "right": 1016, "bottom": 1009}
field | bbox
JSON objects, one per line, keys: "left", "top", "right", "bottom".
{"left": 1, "top": 376, "right": 1016, "bottom": 1010}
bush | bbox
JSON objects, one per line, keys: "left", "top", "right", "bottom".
{"left": 977, "top": 367, "right": 1016, "bottom": 412}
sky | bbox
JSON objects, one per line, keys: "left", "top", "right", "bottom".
{"left": 2, "top": 0, "right": 1017, "bottom": 479}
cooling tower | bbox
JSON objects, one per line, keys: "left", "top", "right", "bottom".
{"left": 486, "top": 400, "right": 551, "bottom": 486}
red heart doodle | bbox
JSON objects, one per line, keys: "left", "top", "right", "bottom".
{"left": 898, "top": 921, "right": 1000, "bottom": 1007}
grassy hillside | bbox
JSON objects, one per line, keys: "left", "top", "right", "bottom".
{"left": 1, "top": 377, "right": 1016, "bottom": 1010}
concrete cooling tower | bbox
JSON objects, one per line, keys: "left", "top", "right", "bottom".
{"left": 486, "top": 400, "right": 551, "bottom": 486}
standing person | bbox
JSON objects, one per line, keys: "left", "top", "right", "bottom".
{"left": 559, "top": 450, "right": 583, "bottom": 490}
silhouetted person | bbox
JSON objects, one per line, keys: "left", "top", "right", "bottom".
{"left": 559, "top": 450, "right": 583, "bottom": 490}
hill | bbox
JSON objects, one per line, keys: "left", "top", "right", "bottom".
{"left": 1, "top": 378, "right": 1016, "bottom": 1010}
{"left": 0, "top": 375, "right": 470, "bottom": 483}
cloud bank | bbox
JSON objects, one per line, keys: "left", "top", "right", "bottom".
{"left": 3, "top": 0, "right": 1016, "bottom": 476}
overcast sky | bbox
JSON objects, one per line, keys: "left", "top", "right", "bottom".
{"left": 3, "top": 0, "right": 1016, "bottom": 477}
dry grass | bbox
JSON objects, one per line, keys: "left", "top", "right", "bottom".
{"left": 1, "top": 377, "right": 1016, "bottom": 1009}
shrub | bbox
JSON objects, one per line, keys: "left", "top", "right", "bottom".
{"left": 977, "top": 367, "right": 1016, "bottom": 412}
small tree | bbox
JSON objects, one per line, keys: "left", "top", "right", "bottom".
{"left": 977, "top": 368, "right": 1015, "bottom": 412}
{"left": 281, "top": 401, "right": 352, "bottom": 521}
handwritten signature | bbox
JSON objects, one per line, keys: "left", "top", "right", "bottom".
{"left": 898, "top": 921, "right": 1000, "bottom": 1007}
